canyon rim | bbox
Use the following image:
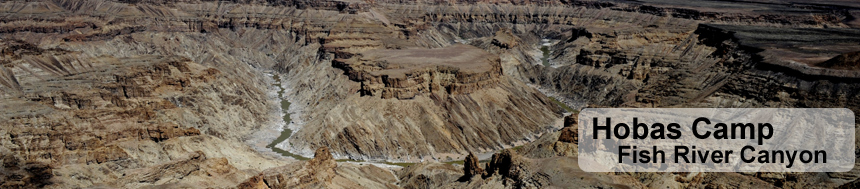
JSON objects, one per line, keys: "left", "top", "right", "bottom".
{"left": 1, "top": 0, "right": 860, "bottom": 188}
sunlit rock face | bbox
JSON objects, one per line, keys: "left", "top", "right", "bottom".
{"left": 0, "top": 40, "right": 282, "bottom": 188}
{"left": 0, "top": 1, "right": 564, "bottom": 187}
{"left": 293, "top": 42, "right": 561, "bottom": 162}
{"left": 2, "top": 0, "right": 860, "bottom": 188}
{"left": 334, "top": 44, "right": 502, "bottom": 99}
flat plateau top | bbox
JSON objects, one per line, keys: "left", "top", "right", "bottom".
{"left": 359, "top": 44, "right": 497, "bottom": 77}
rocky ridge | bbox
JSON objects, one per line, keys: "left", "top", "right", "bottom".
{"left": 236, "top": 147, "right": 399, "bottom": 189}
{"left": 2, "top": 0, "right": 860, "bottom": 188}
{"left": 0, "top": 39, "right": 287, "bottom": 187}
{"left": 334, "top": 44, "right": 503, "bottom": 99}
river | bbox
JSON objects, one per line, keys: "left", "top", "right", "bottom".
{"left": 267, "top": 74, "right": 310, "bottom": 161}
{"left": 540, "top": 39, "right": 551, "bottom": 66}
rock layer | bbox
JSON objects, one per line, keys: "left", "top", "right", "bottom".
{"left": 0, "top": 39, "right": 286, "bottom": 187}
{"left": 236, "top": 147, "right": 399, "bottom": 189}
{"left": 334, "top": 44, "right": 502, "bottom": 99}
{"left": 2, "top": 0, "right": 860, "bottom": 188}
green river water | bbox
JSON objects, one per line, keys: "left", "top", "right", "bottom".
{"left": 266, "top": 74, "right": 309, "bottom": 161}
{"left": 540, "top": 45, "right": 550, "bottom": 66}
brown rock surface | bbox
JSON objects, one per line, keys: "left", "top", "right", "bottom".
{"left": 819, "top": 51, "right": 860, "bottom": 70}
{"left": 237, "top": 147, "right": 338, "bottom": 189}
{"left": 399, "top": 149, "right": 646, "bottom": 188}
{"left": 236, "top": 146, "right": 398, "bottom": 189}
{"left": 334, "top": 44, "right": 502, "bottom": 99}
{"left": 281, "top": 17, "right": 563, "bottom": 161}
{"left": 557, "top": 113, "right": 578, "bottom": 143}
{"left": 462, "top": 152, "right": 483, "bottom": 179}
{"left": 492, "top": 29, "right": 519, "bottom": 49}
{"left": 0, "top": 38, "right": 285, "bottom": 187}
{"left": 2, "top": 0, "right": 860, "bottom": 188}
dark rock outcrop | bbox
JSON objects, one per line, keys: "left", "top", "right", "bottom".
{"left": 238, "top": 147, "right": 337, "bottom": 189}
{"left": 482, "top": 149, "right": 528, "bottom": 179}
{"left": 462, "top": 152, "right": 483, "bottom": 179}
{"left": 237, "top": 146, "right": 398, "bottom": 189}
{"left": 567, "top": 27, "right": 592, "bottom": 42}
{"left": 820, "top": 51, "right": 860, "bottom": 70}
{"left": 557, "top": 114, "right": 578, "bottom": 143}
{"left": 491, "top": 29, "right": 519, "bottom": 49}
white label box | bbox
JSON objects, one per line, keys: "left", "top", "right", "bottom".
{"left": 578, "top": 108, "right": 855, "bottom": 172}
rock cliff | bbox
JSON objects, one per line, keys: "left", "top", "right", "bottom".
{"left": 2, "top": 0, "right": 860, "bottom": 188}
{"left": 0, "top": 39, "right": 286, "bottom": 187}
{"left": 333, "top": 44, "right": 503, "bottom": 99}
{"left": 236, "top": 147, "right": 399, "bottom": 189}
{"left": 398, "top": 149, "right": 647, "bottom": 188}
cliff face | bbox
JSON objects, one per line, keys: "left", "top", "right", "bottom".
{"left": 285, "top": 42, "right": 562, "bottom": 160}
{"left": 236, "top": 147, "right": 399, "bottom": 189}
{"left": 397, "top": 149, "right": 647, "bottom": 189}
{"left": 404, "top": 1, "right": 860, "bottom": 114}
{"left": 386, "top": 1, "right": 860, "bottom": 188}
{"left": 517, "top": 21, "right": 860, "bottom": 112}
{"left": 2, "top": 0, "right": 860, "bottom": 188}
{"left": 0, "top": 0, "right": 566, "bottom": 186}
{"left": 333, "top": 44, "right": 503, "bottom": 99}
{"left": 0, "top": 39, "right": 287, "bottom": 187}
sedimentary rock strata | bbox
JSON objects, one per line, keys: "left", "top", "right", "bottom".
{"left": 278, "top": 17, "right": 562, "bottom": 161}
{"left": 237, "top": 147, "right": 399, "bottom": 189}
{"left": 283, "top": 73, "right": 562, "bottom": 161}
{"left": 334, "top": 44, "right": 502, "bottom": 99}
{"left": 2, "top": 0, "right": 860, "bottom": 188}
{"left": 0, "top": 39, "right": 286, "bottom": 187}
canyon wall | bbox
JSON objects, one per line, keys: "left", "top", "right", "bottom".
{"left": 0, "top": 0, "right": 565, "bottom": 186}
{"left": 0, "top": 39, "right": 287, "bottom": 187}
{"left": 381, "top": 1, "right": 860, "bottom": 188}
{"left": 2, "top": 0, "right": 860, "bottom": 188}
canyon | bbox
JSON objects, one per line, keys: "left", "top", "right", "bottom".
{"left": 1, "top": 0, "right": 859, "bottom": 188}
